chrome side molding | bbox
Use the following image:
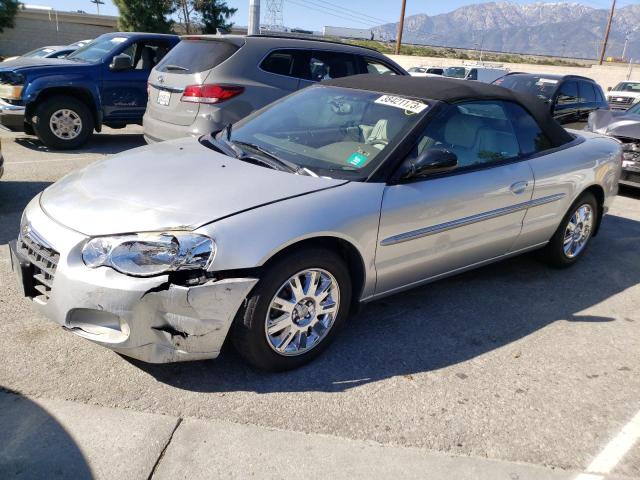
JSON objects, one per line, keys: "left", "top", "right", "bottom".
{"left": 380, "top": 193, "right": 566, "bottom": 246}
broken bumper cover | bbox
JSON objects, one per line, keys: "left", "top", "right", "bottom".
{"left": 12, "top": 196, "right": 258, "bottom": 363}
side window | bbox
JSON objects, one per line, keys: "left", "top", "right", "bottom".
{"left": 578, "top": 81, "right": 597, "bottom": 104}
{"left": 261, "top": 49, "right": 301, "bottom": 77}
{"left": 503, "top": 102, "right": 553, "bottom": 156}
{"left": 556, "top": 81, "right": 578, "bottom": 105}
{"left": 308, "top": 51, "right": 358, "bottom": 81}
{"left": 363, "top": 58, "right": 398, "bottom": 76}
{"left": 467, "top": 69, "right": 478, "bottom": 80}
{"left": 594, "top": 86, "right": 605, "bottom": 103}
{"left": 416, "top": 101, "right": 520, "bottom": 170}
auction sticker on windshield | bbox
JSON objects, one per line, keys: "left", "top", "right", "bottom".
{"left": 374, "top": 95, "right": 428, "bottom": 114}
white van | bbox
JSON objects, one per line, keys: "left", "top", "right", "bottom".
{"left": 443, "top": 65, "right": 508, "bottom": 83}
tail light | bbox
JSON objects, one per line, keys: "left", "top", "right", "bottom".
{"left": 181, "top": 84, "right": 244, "bottom": 104}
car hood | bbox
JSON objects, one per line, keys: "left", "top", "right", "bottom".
{"left": 588, "top": 109, "right": 640, "bottom": 139}
{"left": 40, "top": 137, "right": 348, "bottom": 236}
{"left": 607, "top": 90, "right": 640, "bottom": 99}
{"left": 0, "top": 57, "right": 82, "bottom": 72}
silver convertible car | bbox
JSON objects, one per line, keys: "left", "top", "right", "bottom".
{"left": 10, "top": 76, "right": 622, "bottom": 371}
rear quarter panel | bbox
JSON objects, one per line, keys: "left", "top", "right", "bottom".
{"left": 512, "top": 131, "right": 621, "bottom": 250}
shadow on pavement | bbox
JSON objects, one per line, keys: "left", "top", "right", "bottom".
{"left": 0, "top": 181, "right": 52, "bottom": 245}
{"left": 132, "top": 212, "right": 640, "bottom": 394}
{"left": 0, "top": 388, "right": 91, "bottom": 479}
{"left": 14, "top": 132, "right": 145, "bottom": 156}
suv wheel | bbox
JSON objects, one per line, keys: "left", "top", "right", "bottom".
{"left": 33, "top": 96, "right": 94, "bottom": 149}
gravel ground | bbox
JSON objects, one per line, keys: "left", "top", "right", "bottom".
{"left": 1, "top": 127, "right": 639, "bottom": 478}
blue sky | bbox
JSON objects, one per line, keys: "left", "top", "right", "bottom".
{"left": 29, "top": 0, "right": 637, "bottom": 31}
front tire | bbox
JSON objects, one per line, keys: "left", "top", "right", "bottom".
{"left": 232, "top": 248, "right": 352, "bottom": 371}
{"left": 541, "top": 191, "right": 598, "bottom": 268}
{"left": 33, "top": 96, "right": 94, "bottom": 150}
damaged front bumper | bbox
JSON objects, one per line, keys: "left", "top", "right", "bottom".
{"left": 10, "top": 196, "right": 258, "bottom": 363}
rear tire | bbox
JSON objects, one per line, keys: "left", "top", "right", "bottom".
{"left": 232, "top": 248, "right": 352, "bottom": 371}
{"left": 33, "top": 96, "right": 94, "bottom": 150}
{"left": 541, "top": 191, "right": 598, "bottom": 268}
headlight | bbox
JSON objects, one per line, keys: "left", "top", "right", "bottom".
{"left": 0, "top": 84, "right": 23, "bottom": 100}
{"left": 82, "top": 232, "right": 215, "bottom": 277}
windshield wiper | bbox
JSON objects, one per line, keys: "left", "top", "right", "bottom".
{"left": 231, "top": 140, "right": 314, "bottom": 176}
{"left": 164, "top": 64, "right": 189, "bottom": 71}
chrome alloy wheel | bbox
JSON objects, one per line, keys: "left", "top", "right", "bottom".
{"left": 265, "top": 268, "right": 340, "bottom": 356}
{"left": 49, "top": 109, "right": 82, "bottom": 140}
{"left": 563, "top": 203, "right": 594, "bottom": 259}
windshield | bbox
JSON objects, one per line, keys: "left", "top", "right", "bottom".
{"left": 213, "top": 86, "right": 429, "bottom": 180}
{"left": 493, "top": 74, "right": 558, "bottom": 102}
{"left": 67, "top": 36, "right": 129, "bottom": 62}
{"left": 443, "top": 67, "right": 468, "bottom": 79}
{"left": 612, "top": 82, "right": 640, "bottom": 93}
{"left": 628, "top": 102, "right": 640, "bottom": 114}
{"left": 23, "top": 47, "right": 55, "bottom": 58}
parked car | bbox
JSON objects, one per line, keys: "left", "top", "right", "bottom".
{"left": 143, "top": 34, "right": 407, "bottom": 144}
{"left": 408, "top": 66, "right": 443, "bottom": 77}
{"left": 0, "top": 32, "right": 180, "bottom": 149}
{"left": 493, "top": 73, "right": 609, "bottom": 128}
{"left": 605, "top": 81, "right": 640, "bottom": 110}
{"left": 587, "top": 102, "right": 640, "bottom": 188}
{"left": 2, "top": 45, "right": 79, "bottom": 63}
{"left": 443, "top": 65, "right": 508, "bottom": 83}
{"left": 68, "top": 39, "right": 93, "bottom": 49}
{"left": 10, "top": 76, "right": 621, "bottom": 370}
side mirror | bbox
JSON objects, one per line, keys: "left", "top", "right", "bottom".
{"left": 109, "top": 53, "right": 133, "bottom": 71}
{"left": 607, "top": 86, "right": 612, "bottom": 91}
{"left": 403, "top": 148, "right": 458, "bottom": 179}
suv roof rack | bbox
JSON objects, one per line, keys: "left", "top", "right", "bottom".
{"left": 246, "top": 34, "right": 380, "bottom": 53}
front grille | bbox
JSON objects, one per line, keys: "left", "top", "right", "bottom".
{"left": 608, "top": 96, "right": 635, "bottom": 109}
{"left": 17, "top": 227, "right": 59, "bottom": 302}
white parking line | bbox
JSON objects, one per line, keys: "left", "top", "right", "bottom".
{"left": 575, "top": 409, "right": 640, "bottom": 479}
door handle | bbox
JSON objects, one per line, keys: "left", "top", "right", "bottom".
{"left": 510, "top": 181, "right": 529, "bottom": 195}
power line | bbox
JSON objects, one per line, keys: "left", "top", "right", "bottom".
{"left": 286, "top": 0, "right": 386, "bottom": 27}
{"left": 307, "top": 0, "right": 392, "bottom": 25}
{"left": 283, "top": 0, "right": 381, "bottom": 27}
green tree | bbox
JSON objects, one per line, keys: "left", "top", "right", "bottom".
{"left": 113, "top": 0, "right": 175, "bottom": 33}
{"left": 174, "top": 0, "right": 237, "bottom": 34}
{"left": 0, "top": 0, "right": 21, "bottom": 33}
{"left": 196, "top": 0, "right": 237, "bottom": 34}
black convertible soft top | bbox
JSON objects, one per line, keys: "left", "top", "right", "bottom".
{"left": 322, "top": 74, "right": 574, "bottom": 147}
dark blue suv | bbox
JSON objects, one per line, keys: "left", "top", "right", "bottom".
{"left": 0, "top": 32, "right": 179, "bottom": 149}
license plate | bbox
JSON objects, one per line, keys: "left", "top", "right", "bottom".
{"left": 157, "top": 90, "right": 171, "bottom": 106}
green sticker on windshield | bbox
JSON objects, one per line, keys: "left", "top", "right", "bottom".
{"left": 347, "top": 151, "right": 369, "bottom": 167}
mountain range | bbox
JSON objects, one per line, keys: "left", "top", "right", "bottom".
{"left": 372, "top": 2, "right": 640, "bottom": 61}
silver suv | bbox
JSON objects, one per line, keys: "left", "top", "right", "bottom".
{"left": 142, "top": 34, "right": 407, "bottom": 143}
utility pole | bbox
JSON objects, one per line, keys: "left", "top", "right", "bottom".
{"left": 90, "top": 0, "right": 104, "bottom": 15}
{"left": 622, "top": 33, "right": 629, "bottom": 60}
{"left": 395, "top": 0, "right": 407, "bottom": 55}
{"left": 248, "top": 0, "right": 261, "bottom": 36}
{"left": 599, "top": 0, "right": 616, "bottom": 65}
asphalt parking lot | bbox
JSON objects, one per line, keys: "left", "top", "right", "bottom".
{"left": 1, "top": 127, "right": 639, "bottom": 479}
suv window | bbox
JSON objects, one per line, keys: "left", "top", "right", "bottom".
{"left": 155, "top": 40, "right": 237, "bottom": 74}
{"left": 503, "top": 102, "right": 552, "bottom": 155}
{"left": 307, "top": 51, "right": 358, "bottom": 81}
{"left": 416, "top": 100, "right": 520, "bottom": 170}
{"left": 556, "top": 81, "right": 578, "bottom": 105}
{"left": 260, "top": 49, "right": 308, "bottom": 78}
{"left": 467, "top": 69, "right": 478, "bottom": 80}
{"left": 364, "top": 58, "right": 398, "bottom": 76}
{"left": 578, "top": 81, "right": 597, "bottom": 104}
